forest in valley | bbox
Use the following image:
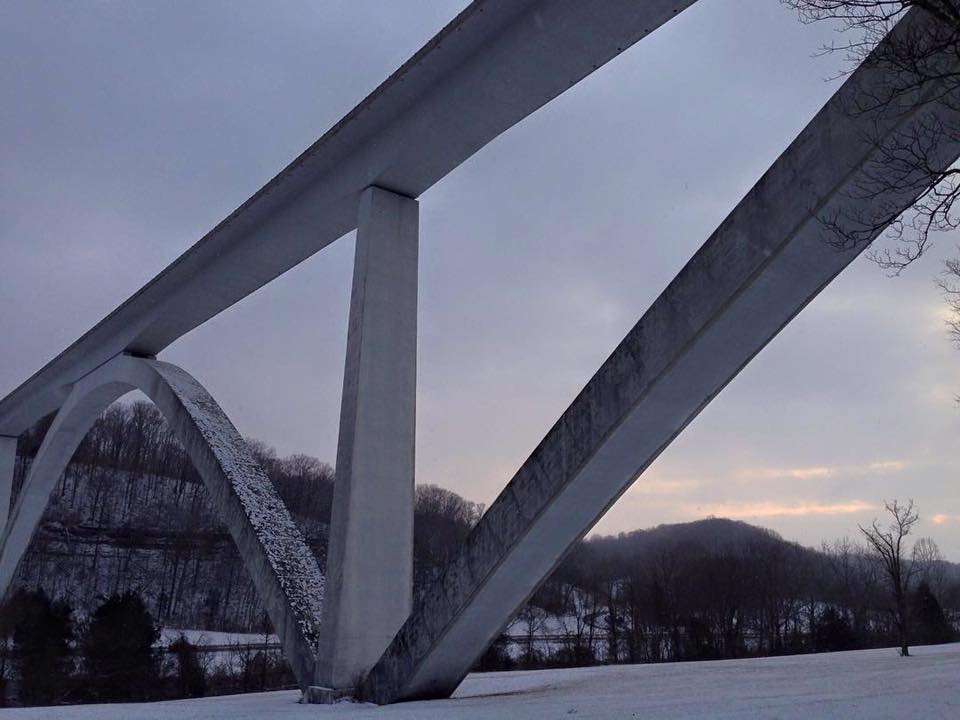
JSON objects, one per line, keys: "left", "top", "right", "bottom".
{"left": 2, "top": 401, "right": 958, "bottom": 706}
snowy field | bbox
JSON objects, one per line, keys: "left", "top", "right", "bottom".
{"left": 3, "top": 643, "right": 958, "bottom": 719}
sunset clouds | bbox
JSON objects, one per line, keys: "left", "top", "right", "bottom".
{"left": 688, "top": 500, "right": 875, "bottom": 520}
{"left": 735, "top": 460, "right": 908, "bottom": 482}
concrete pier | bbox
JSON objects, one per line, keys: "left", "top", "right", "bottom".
{"left": 0, "top": 436, "right": 15, "bottom": 533}
{"left": 313, "top": 187, "right": 419, "bottom": 698}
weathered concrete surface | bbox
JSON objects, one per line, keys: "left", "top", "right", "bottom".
{"left": 0, "top": 436, "right": 15, "bottom": 533}
{"left": 315, "top": 187, "right": 418, "bottom": 694}
{"left": 361, "top": 10, "right": 960, "bottom": 704}
{"left": 0, "top": 0, "right": 697, "bottom": 438}
{"left": 0, "top": 355, "right": 324, "bottom": 691}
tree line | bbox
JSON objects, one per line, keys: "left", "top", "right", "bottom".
{"left": 0, "top": 588, "right": 295, "bottom": 706}
{"left": 485, "top": 513, "right": 956, "bottom": 672}
{"left": 2, "top": 401, "right": 957, "bottom": 706}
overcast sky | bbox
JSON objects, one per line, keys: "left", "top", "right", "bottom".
{"left": 2, "top": 1, "right": 959, "bottom": 557}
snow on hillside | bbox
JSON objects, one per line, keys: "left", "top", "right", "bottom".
{"left": 4, "top": 643, "right": 959, "bottom": 719}
{"left": 159, "top": 629, "right": 278, "bottom": 647}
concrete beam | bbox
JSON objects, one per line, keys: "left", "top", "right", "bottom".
{"left": 362, "top": 10, "right": 960, "bottom": 704}
{"left": 0, "top": 436, "right": 15, "bottom": 533}
{"left": 0, "top": 0, "right": 697, "bottom": 437}
{"left": 0, "top": 356, "right": 324, "bottom": 690}
{"left": 313, "top": 187, "right": 418, "bottom": 698}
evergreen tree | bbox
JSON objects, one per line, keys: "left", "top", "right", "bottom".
{"left": 82, "top": 592, "right": 160, "bottom": 701}
{"left": 911, "top": 582, "right": 954, "bottom": 646}
{"left": 814, "top": 607, "right": 857, "bottom": 653}
{"left": 8, "top": 589, "right": 73, "bottom": 705}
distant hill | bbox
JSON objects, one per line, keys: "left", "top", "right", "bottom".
{"left": 592, "top": 517, "right": 788, "bottom": 554}
{"left": 589, "top": 517, "right": 960, "bottom": 580}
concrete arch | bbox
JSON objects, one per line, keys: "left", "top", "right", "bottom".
{"left": 0, "top": 354, "right": 324, "bottom": 689}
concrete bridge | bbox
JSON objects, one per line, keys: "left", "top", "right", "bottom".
{"left": 2, "top": 0, "right": 959, "bottom": 706}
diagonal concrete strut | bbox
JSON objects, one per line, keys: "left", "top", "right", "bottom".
{"left": 362, "top": 9, "right": 960, "bottom": 704}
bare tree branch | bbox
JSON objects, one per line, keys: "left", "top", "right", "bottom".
{"left": 784, "top": 1, "right": 960, "bottom": 272}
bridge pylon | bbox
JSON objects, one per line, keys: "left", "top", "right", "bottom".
{"left": 309, "top": 186, "right": 419, "bottom": 702}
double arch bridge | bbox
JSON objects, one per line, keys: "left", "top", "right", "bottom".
{"left": 1, "top": 0, "right": 958, "bottom": 705}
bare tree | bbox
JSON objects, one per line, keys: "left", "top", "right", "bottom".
{"left": 783, "top": 0, "right": 960, "bottom": 369}
{"left": 413, "top": 484, "right": 484, "bottom": 598}
{"left": 822, "top": 537, "right": 882, "bottom": 637}
{"left": 514, "top": 602, "right": 548, "bottom": 668}
{"left": 783, "top": 1, "right": 960, "bottom": 270}
{"left": 912, "top": 536, "right": 947, "bottom": 598}
{"left": 939, "top": 253, "right": 960, "bottom": 352}
{"left": 859, "top": 499, "right": 920, "bottom": 655}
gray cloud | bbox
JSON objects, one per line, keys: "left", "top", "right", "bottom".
{"left": 2, "top": 1, "right": 958, "bottom": 556}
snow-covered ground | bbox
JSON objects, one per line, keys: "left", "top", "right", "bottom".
{"left": 4, "top": 643, "right": 959, "bottom": 719}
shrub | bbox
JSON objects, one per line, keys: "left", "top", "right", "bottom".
{"left": 169, "top": 634, "right": 207, "bottom": 698}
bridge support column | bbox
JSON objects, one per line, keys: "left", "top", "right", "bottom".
{"left": 0, "top": 436, "right": 15, "bottom": 535}
{"left": 312, "top": 186, "right": 418, "bottom": 701}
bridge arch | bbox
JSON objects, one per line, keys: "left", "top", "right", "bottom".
{"left": 0, "top": 354, "right": 324, "bottom": 689}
